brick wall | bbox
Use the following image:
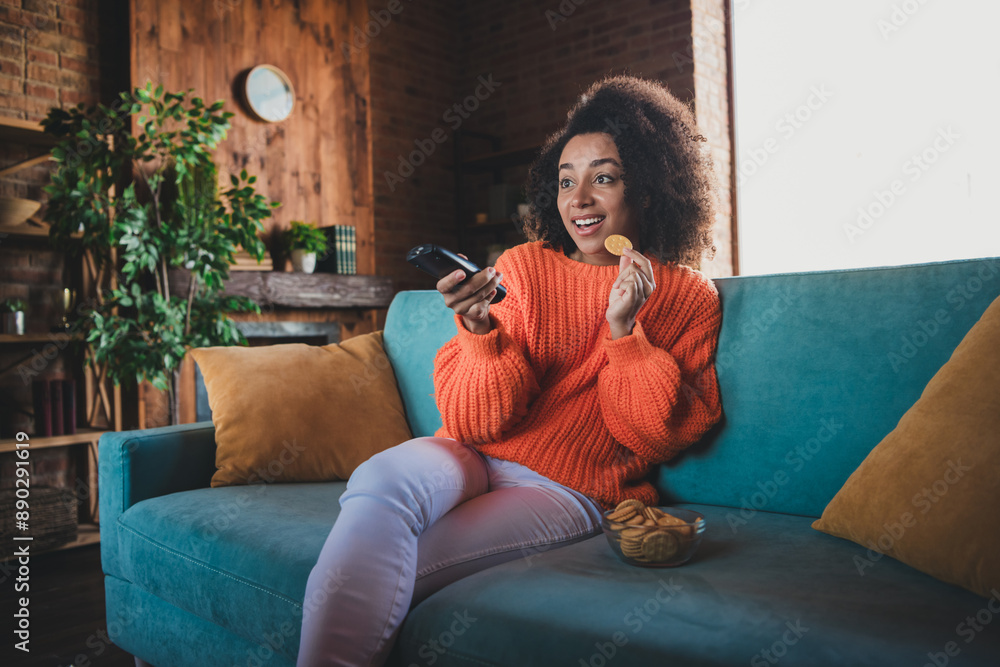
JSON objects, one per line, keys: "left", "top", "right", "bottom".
{"left": 0, "top": 0, "right": 103, "bottom": 348}
{"left": 368, "top": 0, "right": 463, "bottom": 296}
{"left": 0, "top": 0, "right": 101, "bottom": 122}
{"left": 691, "top": 0, "right": 735, "bottom": 276}
{"left": 2, "top": 0, "right": 734, "bottom": 321}
{"left": 0, "top": 0, "right": 102, "bottom": 445}
{"left": 370, "top": 0, "right": 735, "bottom": 288}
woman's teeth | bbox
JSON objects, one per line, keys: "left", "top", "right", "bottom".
{"left": 575, "top": 216, "right": 605, "bottom": 227}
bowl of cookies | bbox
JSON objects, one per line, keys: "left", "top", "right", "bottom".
{"left": 601, "top": 500, "right": 705, "bottom": 568}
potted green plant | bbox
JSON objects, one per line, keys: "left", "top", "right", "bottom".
{"left": 41, "top": 83, "right": 280, "bottom": 425}
{"left": 282, "top": 220, "right": 328, "bottom": 273}
{"left": 0, "top": 298, "right": 26, "bottom": 335}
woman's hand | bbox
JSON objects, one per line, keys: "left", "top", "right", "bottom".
{"left": 437, "top": 253, "right": 504, "bottom": 335}
{"left": 607, "top": 247, "right": 655, "bottom": 339}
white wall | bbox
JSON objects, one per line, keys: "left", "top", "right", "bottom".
{"left": 732, "top": 0, "right": 1000, "bottom": 275}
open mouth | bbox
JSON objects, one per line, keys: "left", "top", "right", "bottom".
{"left": 574, "top": 216, "right": 605, "bottom": 228}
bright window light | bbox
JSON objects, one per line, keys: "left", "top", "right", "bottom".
{"left": 731, "top": 0, "right": 1000, "bottom": 275}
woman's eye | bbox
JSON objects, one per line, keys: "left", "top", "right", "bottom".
{"left": 559, "top": 178, "right": 573, "bottom": 188}
{"left": 596, "top": 174, "right": 613, "bottom": 184}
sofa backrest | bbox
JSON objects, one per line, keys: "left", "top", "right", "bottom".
{"left": 383, "top": 291, "right": 456, "bottom": 438}
{"left": 659, "top": 256, "right": 1000, "bottom": 517}
{"left": 383, "top": 257, "right": 1000, "bottom": 517}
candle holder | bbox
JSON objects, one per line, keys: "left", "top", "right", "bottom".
{"left": 60, "top": 288, "right": 77, "bottom": 330}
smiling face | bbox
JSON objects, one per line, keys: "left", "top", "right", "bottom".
{"left": 557, "top": 132, "right": 641, "bottom": 266}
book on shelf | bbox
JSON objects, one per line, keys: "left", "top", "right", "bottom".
{"left": 315, "top": 225, "right": 357, "bottom": 275}
{"left": 32, "top": 379, "right": 52, "bottom": 437}
{"left": 50, "top": 378, "right": 64, "bottom": 436}
{"left": 61, "top": 379, "right": 76, "bottom": 436}
{"left": 29, "top": 378, "right": 77, "bottom": 438}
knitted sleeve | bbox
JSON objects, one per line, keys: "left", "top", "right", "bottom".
{"left": 596, "top": 286, "right": 723, "bottom": 463}
{"left": 432, "top": 252, "right": 541, "bottom": 445}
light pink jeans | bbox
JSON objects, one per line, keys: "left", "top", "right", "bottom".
{"left": 295, "top": 436, "right": 605, "bottom": 667}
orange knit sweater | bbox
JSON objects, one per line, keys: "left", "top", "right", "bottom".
{"left": 432, "top": 241, "right": 723, "bottom": 510}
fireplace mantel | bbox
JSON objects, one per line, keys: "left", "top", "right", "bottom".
{"left": 168, "top": 270, "right": 393, "bottom": 309}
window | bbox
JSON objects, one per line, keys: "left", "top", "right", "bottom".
{"left": 731, "top": 0, "right": 1000, "bottom": 275}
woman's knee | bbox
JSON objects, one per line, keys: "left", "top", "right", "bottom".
{"left": 345, "top": 437, "right": 487, "bottom": 503}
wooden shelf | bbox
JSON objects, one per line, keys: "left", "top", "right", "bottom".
{"left": 0, "top": 221, "right": 50, "bottom": 238}
{"left": 0, "top": 117, "right": 56, "bottom": 148}
{"left": 0, "top": 117, "right": 55, "bottom": 179}
{"left": 0, "top": 332, "right": 81, "bottom": 344}
{"left": 169, "top": 269, "right": 394, "bottom": 309}
{"left": 0, "top": 428, "right": 106, "bottom": 454}
{"left": 449, "top": 143, "right": 541, "bottom": 174}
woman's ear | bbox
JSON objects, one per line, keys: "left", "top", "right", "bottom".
{"left": 643, "top": 193, "right": 651, "bottom": 209}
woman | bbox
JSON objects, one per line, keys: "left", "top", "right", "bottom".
{"left": 297, "top": 74, "right": 724, "bottom": 666}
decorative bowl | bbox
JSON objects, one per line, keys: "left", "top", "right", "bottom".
{"left": 0, "top": 197, "right": 42, "bottom": 227}
{"left": 601, "top": 506, "right": 706, "bottom": 568}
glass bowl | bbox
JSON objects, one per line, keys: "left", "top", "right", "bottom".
{"left": 601, "top": 507, "right": 705, "bottom": 567}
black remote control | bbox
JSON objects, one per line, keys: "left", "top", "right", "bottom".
{"left": 407, "top": 244, "right": 507, "bottom": 304}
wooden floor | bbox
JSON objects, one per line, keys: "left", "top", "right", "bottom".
{"left": 2, "top": 544, "right": 135, "bottom": 667}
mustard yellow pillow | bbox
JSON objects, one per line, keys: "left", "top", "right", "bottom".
{"left": 812, "top": 296, "right": 1000, "bottom": 598}
{"left": 190, "top": 331, "right": 413, "bottom": 487}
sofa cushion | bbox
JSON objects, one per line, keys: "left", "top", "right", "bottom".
{"left": 104, "top": 575, "right": 296, "bottom": 667}
{"left": 115, "top": 482, "right": 347, "bottom": 658}
{"left": 658, "top": 257, "right": 1000, "bottom": 517}
{"left": 191, "top": 331, "right": 413, "bottom": 487}
{"left": 813, "top": 295, "right": 1000, "bottom": 598}
{"left": 394, "top": 504, "right": 1000, "bottom": 667}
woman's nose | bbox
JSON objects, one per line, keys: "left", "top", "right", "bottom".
{"left": 573, "top": 182, "right": 594, "bottom": 208}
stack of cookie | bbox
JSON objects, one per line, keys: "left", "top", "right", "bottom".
{"left": 604, "top": 499, "right": 699, "bottom": 565}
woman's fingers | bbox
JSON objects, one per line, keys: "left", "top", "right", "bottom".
{"left": 615, "top": 264, "right": 653, "bottom": 300}
{"left": 620, "top": 248, "right": 655, "bottom": 299}
{"left": 439, "top": 267, "right": 503, "bottom": 315}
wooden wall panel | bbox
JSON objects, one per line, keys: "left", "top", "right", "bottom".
{"left": 129, "top": 0, "right": 374, "bottom": 274}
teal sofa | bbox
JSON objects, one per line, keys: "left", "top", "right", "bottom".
{"left": 100, "top": 256, "right": 1000, "bottom": 667}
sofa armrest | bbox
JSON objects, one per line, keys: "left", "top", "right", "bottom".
{"left": 99, "top": 422, "right": 217, "bottom": 579}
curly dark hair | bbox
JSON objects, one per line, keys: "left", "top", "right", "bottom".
{"left": 522, "top": 74, "right": 719, "bottom": 266}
